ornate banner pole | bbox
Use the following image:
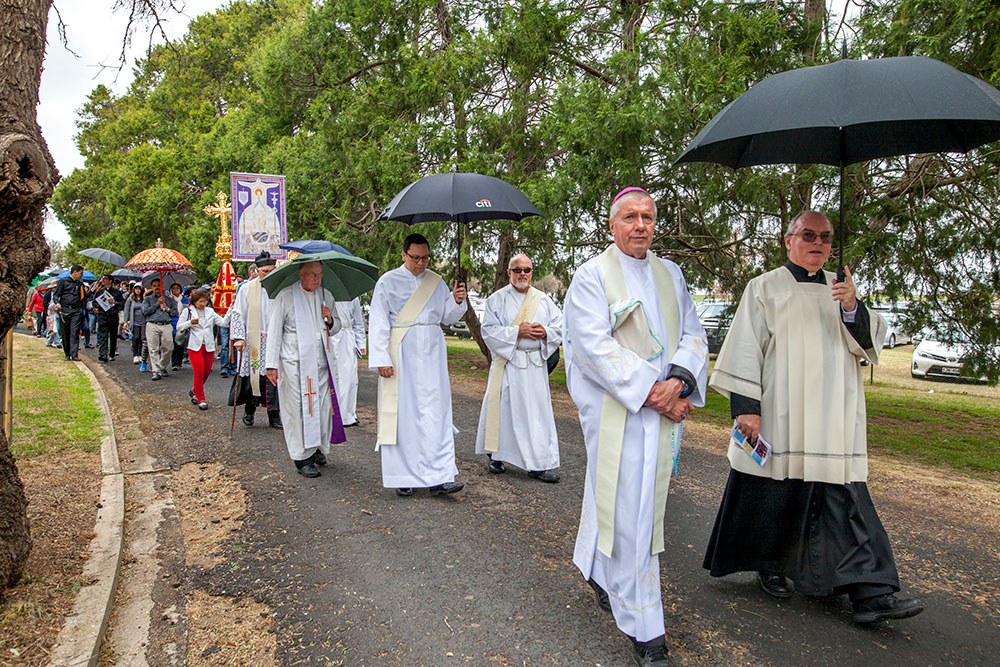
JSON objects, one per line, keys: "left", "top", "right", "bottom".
{"left": 205, "top": 192, "right": 237, "bottom": 316}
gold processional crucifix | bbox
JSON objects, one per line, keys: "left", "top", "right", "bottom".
{"left": 204, "top": 191, "right": 233, "bottom": 262}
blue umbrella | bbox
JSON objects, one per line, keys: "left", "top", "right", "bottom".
{"left": 57, "top": 269, "right": 97, "bottom": 281}
{"left": 279, "top": 240, "right": 353, "bottom": 256}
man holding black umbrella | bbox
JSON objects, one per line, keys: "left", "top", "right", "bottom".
{"left": 704, "top": 210, "right": 923, "bottom": 624}
{"left": 369, "top": 232, "right": 467, "bottom": 497}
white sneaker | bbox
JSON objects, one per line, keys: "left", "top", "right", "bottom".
{"left": 133, "top": 356, "right": 141, "bottom": 364}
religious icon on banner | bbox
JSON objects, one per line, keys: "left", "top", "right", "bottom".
{"left": 230, "top": 172, "right": 288, "bottom": 261}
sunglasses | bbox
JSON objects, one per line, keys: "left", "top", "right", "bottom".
{"left": 509, "top": 267, "right": 533, "bottom": 274}
{"left": 791, "top": 230, "right": 834, "bottom": 244}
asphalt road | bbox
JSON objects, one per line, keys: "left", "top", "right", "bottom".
{"left": 89, "top": 340, "right": 998, "bottom": 666}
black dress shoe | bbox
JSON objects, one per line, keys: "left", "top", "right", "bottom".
{"left": 633, "top": 639, "right": 673, "bottom": 667}
{"left": 312, "top": 450, "right": 328, "bottom": 467}
{"left": 344, "top": 420, "right": 359, "bottom": 427}
{"left": 429, "top": 482, "right": 464, "bottom": 496}
{"left": 587, "top": 578, "right": 612, "bottom": 613}
{"left": 71, "top": 356, "right": 80, "bottom": 361}
{"left": 151, "top": 373, "right": 161, "bottom": 381}
{"left": 529, "top": 470, "right": 560, "bottom": 483}
{"left": 269, "top": 416, "right": 283, "bottom": 429}
{"left": 65, "top": 356, "right": 72, "bottom": 361}
{"left": 98, "top": 356, "right": 108, "bottom": 362}
{"left": 488, "top": 459, "right": 505, "bottom": 474}
{"left": 850, "top": 594, "right": 924, "bottom": 624}
{"left": 242, "top": 413, "right": 254, "bottom": 426}
{"left": 297, "top": 462, "right": 321, "bottom": 478}
{"left": 395, "top": 488, "right": 413, "bottom": 497}
{"left": 758, "top": 571, "right": 793, "bottom": 599}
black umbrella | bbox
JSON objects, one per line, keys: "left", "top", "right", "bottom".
{"left": 377, "top": 172, "right": 542, "bottom": 280}
{"left": 675, "top": 55, "right": 1000, "bottom": 274}
{"left": 111, "top": 268, "right": 144, "bottom": 281}
{"left": 79, "top": 247, "right": 127, "bottom": 267}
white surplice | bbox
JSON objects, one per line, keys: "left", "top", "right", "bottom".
{"left": 474, "top": 285, "right": 563, "bottom": 471}
{"left": 331, "top": 298, "right": 366, "bottom": 425}
{"left": 265, "top": 284, "right": 341, "bottom": 462}
{"left": 229, "top": 278, "right": 272, "bottom": 377}
{"left": 369, "top": 265, "right": 466, "bottom": 488}
{"left": 564, "top": 246, "right": 708, "bottom": 642}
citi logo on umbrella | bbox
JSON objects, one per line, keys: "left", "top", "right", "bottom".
{"left": 475, "top": 198, "right": 492, "bottom": 208}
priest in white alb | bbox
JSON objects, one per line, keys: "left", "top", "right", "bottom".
{"left": 265, "top": 261, "right": 346, "bottom": 479}
{"left": 564, "top": 187, "right": 708, "bottom": 667}
{"left": 475, "top": 253, "right": 562, "bottom": 482}
{"left": 368, "top": 233, "right": 467, "bottom": 498}
{"left": 229, "top": 251, "right": 281, "bottom": 429}
{"left": 331, "top": 297, "right": 367, "bottom": 427}
{"left": 703, "top": 210, "right": 923, "bottom": 624}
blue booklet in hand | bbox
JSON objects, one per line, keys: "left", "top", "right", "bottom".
{"left": 730, "top": 421, "right": 772, "bottom": 467}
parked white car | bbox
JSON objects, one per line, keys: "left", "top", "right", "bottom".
{"left": 911, "top": 332, "right": 989, "bottom": 382}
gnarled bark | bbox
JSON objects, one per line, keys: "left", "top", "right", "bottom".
{"left": 0, "top": 0, "right": 58, "bottom": 596}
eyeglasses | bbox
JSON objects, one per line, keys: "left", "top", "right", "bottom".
{"left": 509, "top": 267, "right": 533, "bottom": 274}
{"left": 404, "top": 251, "right": 431, "bottom": 263}
{"left": 791, "top": 230, "right": 834, "bottom": 244}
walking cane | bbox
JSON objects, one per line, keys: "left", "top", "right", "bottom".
{"left": 230, "top": 347, "right": 243, "bottom": 438}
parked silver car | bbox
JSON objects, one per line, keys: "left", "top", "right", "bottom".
{"left": 875, "top": 311, "right": 911, "bottom": 348}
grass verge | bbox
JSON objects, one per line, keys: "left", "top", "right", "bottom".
{"left": 1, "top": 333, "right": 104, "bottom": 666}
{"left": 11, "top": 337, "right": 105, "bottom": 457}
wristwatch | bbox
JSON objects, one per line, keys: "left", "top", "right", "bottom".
{"left": 678, "top": 378, "right": 693, "bottom": 398}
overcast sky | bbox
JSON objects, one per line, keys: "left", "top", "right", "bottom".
{"left": 38, "top": 0, "right": 229, "bottom": 246}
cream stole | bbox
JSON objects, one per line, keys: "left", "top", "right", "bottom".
{"left": 247, "top": 278, "right": 264, "bottom": 394}
{"left": 292, "top": 286, "right": 332, "bottom": 447}
{"left": 482, "top": 286, "right": 543, "bottom": 453}
{"left": 376, "top": 270, "right": 443, "bottom": 447}
{"left": 595, "top": 245, "right": 680, "bottom": 558}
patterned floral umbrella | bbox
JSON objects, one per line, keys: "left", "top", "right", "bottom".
{"left": 125, "top": 239, "right": 194, "bottom": 295}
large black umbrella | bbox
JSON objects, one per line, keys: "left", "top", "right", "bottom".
{"left": 675, "top": 55, "right": 1000, "bottom": 273}
{"left": 79, "top": 247, "right": 127, "bottom": 267}
{"left": 377, "top": 172, "right": 542, "bottom": 280}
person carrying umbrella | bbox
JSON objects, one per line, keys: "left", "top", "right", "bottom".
{"left": 704, "top": 210, "right": 923, "bottom": 624}
{"left": 141, "top": 277, "right": 179, "bottom": 380}
{"left": 368, "top": 232, "right": 467, "bottom": 497}
{"left": 264, "top": 261, "right": 347, "bottom": 478}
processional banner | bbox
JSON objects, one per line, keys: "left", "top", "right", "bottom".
{"left": 230, "top": 172, "right": 288, "bottom": 261}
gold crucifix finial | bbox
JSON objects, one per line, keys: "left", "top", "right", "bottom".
{"left": 205, "top": 191, "right": 234, "bottom": 262}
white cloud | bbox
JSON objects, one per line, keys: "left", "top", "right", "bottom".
{"left": 39, "top": 0, "right": 229, "bottom": 244}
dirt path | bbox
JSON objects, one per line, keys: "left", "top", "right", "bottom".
{"left": 87, "top": 343, "right": 998, "bottom": 666}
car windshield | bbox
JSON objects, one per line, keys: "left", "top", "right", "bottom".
{"left": 699, "top": 303, "right": 730, "bottom": 319}
{"left": 924, "top": 330, "right": 972, "bottom": 345}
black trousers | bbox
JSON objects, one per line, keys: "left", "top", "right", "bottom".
{"left": 59, "top": 309, "right": 83, "bottom": 358}
{"left": 171, "top": 336, "right": 186, "bottom": 368}
{"left": 97, "top": 314, "right": 119, "bottom": 359}
{"left": 34, "top": 311, "right": 45, "bottom": 336}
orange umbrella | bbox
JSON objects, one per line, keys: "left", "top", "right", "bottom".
{"left": 125, "top": 240, "right": 194, "bottom": 295}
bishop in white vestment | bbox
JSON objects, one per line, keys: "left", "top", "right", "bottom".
{"left": 265, "top": 261, "right": 346, "bottom": 478}
{"left": 228, "top": 252, "right": 281, "bottom": 428}
{"left": 331, "top": 298, "right": 367, "bottom": 426}
{"left": 704, "top": 211, "right": 924, "bottom": 625}
{"left": 565, "top": 188, "right": 707, "bottom": 665}
{"left": 474, "top": 254, "right": 563, "bottom": 480}
{"left": 369, "top": 233, "right": 467, "bottom": 497}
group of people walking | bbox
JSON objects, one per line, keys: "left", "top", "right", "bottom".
{"left": 30, "top": 187, "right": 925, "bottom": 666}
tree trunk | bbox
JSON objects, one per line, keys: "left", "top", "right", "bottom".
{"left": 0, "top": 0, "right": 58, "bottom": 596}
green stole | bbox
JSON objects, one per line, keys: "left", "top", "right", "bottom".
{"left": 594, "top": 245, "right": 680, "bottom": 558}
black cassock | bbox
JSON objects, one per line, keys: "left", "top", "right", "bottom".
{"left": 703, "top": 262, "right": 899, "bottom": 602}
